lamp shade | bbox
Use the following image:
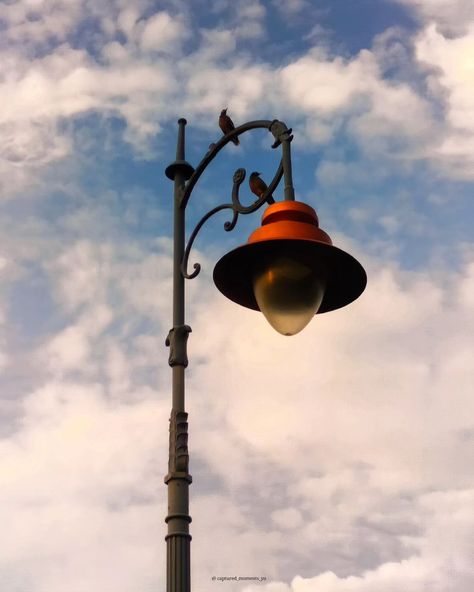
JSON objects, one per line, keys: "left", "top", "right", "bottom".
{"left": 213, "top": 201, "right": 367, "bottom": 332}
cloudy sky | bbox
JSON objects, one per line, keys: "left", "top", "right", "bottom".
{"left": 1, "top": 0, "right": 473, "bottom": 590}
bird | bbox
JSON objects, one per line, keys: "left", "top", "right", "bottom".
{"left": 249, "top": 171, "right": 272, "bottom": 200}
{"left": 219, "top": 108, "right": 239, "bottom": 145}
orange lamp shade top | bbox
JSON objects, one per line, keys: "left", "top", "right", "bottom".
{"left": 213, "top": 200, "right": 367, "bottom": 315}
{"left": 247, "top": 201, "right": 333, "bottom": 246}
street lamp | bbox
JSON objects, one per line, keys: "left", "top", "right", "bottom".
{"left": 164, "top": 117, "right": 366, "bottom": 591}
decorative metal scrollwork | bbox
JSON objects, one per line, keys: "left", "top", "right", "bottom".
{"left": 180, "top": 162, "right": 283, "bottom": 279}
{"left": 179, "top": 119, "right": 292, "bottom": 280}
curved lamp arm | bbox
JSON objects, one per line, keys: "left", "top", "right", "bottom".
{"left": 181, "top": 163, "right": 284, "bottom": 279}
{"left": 166, "top": 118, "right": 295, "bottom": 280}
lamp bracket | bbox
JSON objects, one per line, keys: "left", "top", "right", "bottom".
{"left": 180, "top": 164, "right": 282, "bottom": 280}
{"left": 180, "top": 119, "right": 276, "bottom": 210}
{"left": 170, "top": 118, "right": 296, "bottom": 280}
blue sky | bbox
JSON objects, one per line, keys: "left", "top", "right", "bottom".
{"left": 0, "top": 1, "right": 473, "bottom": 591}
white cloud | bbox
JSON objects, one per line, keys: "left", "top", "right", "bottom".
{"left": 183, "top": 62, "right": 271, "bottom": 117}
{"left": 0, "top": 257, "right": 14, "bottom": 370}
{"left": 272, "top": 0, "right": 311, "bottom": 18}
{"left": 0, "top": 380, "right": 168, "bottom": 592}
{"left": 0, "top": 6, "right": 182, "bottom": 194}
{"left": 43, "top": 304, "right": 113, "bottom": 375}
{"left": 116, "top": 6, "right": 142, "bottom": 41}
{"left": 457, "top": 259, "right": 474, "bottom": 307}
{"left": 280, "top": 51, "right": 373, "bottom": 113}
{"left": 1, "top": 0, "right": 473, "bottom": 197}
{"left": 247, "top": 488, "right": 474, "bottom": 591}
{"left": 46, "top": 324, "right": 91, "bottom": 371}
{"left": 236, "top": 0, "right": 266, "bottom": 20}
{"left": 271, "top": 507, "right": 304, "bottom": 530}
{"left": 280, "top": 48, "right": 436, "bottom": 161}
{"left": 415, "top": 24, "right": 474, "bottom": 178}
{"left": 8, "top": 195, "right": 466, "bottom": 589}
{"left": 48, "top": 240, "right": 111, "bottom": 312}
{"left": 139, "top": 11, "right": 187, "bottom": 53}
{"left": 191, "top": 27, "right": 238, "bottom": 61}
{"left": 0, "top": 0, "right": 82, "bottom": 45}
{"left": 1, "top": 223, "right": 473, "bottom": 591}
{"left": 393, "top": 0, "right": 474, "bottom": 34}
{"left": 189, "top": 255, "right": 474, "bottom": 492}
{"left": 192, "top": 493, "right": 284, "bottom": 585}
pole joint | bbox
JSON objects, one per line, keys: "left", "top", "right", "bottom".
{"left": 166, "top": 325, "right": 192, "bottom": 367}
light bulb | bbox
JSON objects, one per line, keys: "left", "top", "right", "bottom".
{"left": 253, "top": 255, "right": 325, "bottom": 336}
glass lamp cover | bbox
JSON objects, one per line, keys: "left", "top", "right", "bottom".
{"left": 253, "top": 255, "right": 325, "bottom": 336}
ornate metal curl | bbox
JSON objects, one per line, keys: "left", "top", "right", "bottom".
{"left": 181, "top": 162, "right": 283, "bottom": 279}
{"left": 179, "top": 119, "right": 292, "bottom": 280}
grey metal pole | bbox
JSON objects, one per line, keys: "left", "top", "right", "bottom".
{"left": 165, "top": 119, "right": 194, "bottom": 592}
{"left": 268, "top": 119, "right": 295, "bottom": 201}
{"left": 281, "top": 136, "right": 295, "bottom": 201}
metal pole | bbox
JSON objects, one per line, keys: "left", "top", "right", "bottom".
{"left": 281, "top": 138, "right": 295, "bottom": 201}
{"left": 269, "top": 120, "right": 295, "bottom": 202}
{"left": 165, "top": 119, "right": 193, "bottom": 592}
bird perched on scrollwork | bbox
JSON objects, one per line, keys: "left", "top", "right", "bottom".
{"left": 249, "top": 171, "right": 272, "bottom": 200}
{"left": 219, "top": 108, "right": 239, "bottom": 145}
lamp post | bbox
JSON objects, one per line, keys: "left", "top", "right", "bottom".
{"left": 164, "top": 117, "right": 367, "bottom": 591}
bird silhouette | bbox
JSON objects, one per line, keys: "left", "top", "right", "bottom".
{"left": 219, "top": 108, "right": 239, "bottom": 145}
{"left": 249, "top": 171, "right": 272, "bottom": 200}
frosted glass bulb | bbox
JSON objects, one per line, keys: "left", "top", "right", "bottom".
{"left": 253, "top": 255, "right": 325, "bottom": 336}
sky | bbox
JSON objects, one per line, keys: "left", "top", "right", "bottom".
{"left": 0, "top": 0, "right": 473, "bottom": 591}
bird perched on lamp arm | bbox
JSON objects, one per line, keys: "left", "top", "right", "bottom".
{"left": 249, "top": 171, "right": 272, "bottom": 200}
{"left": 219, "top": 108, "right": 240, "bottom": 145}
